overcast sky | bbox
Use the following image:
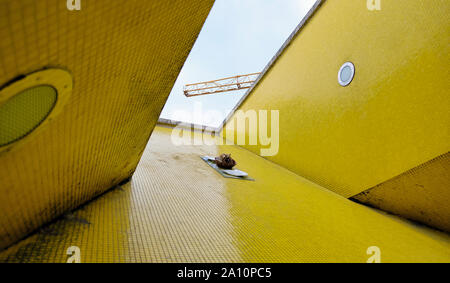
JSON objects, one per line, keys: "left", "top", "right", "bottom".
{"left": 160, "top": 0, "right": 316, "bottom": 127}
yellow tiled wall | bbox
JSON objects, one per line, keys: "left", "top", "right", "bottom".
{"left": 0, "top": 0, "right": 214, "bottom": 251}
{"left": 223, "top": 0, "right": 449, "bottom": 200}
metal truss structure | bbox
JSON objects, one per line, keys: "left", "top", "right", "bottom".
{"left": 183, "top": 73, "right": 261, "bottom": 97}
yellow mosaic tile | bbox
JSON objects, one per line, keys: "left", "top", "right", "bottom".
{"left": 0, "top": 0, "right": 214, "bottom": 250}
{"left": 0, "top": 126, "right": 448, "bottom": 263}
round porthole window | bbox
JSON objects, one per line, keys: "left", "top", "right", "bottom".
{"left": 0, "top": 85, "right": 57, "bottom": 146}
{"left": 338, "top": 62, "right": 355, "bottom": 87}
{"left": 0, "top": 69, "right": 72, "bottom": 153}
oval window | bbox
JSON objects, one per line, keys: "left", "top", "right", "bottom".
{"left": 0, "top": 85, "right": 57, "bottom": 146}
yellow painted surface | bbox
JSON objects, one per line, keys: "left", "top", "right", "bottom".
{"left": 223, "top": 0, "right": 450, "bottom": 198}
{"left": 353, "top": 152, "right": 450, "bottom": 232}
{"left": 0, "top": 0, "right": 214, "bottom": 250}
{"left": 0, "top": 126, "right": 449, "bottom": 263}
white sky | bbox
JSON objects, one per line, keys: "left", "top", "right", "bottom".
{"left": 160, "top": 0, "right": 316, "bottom": 127}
